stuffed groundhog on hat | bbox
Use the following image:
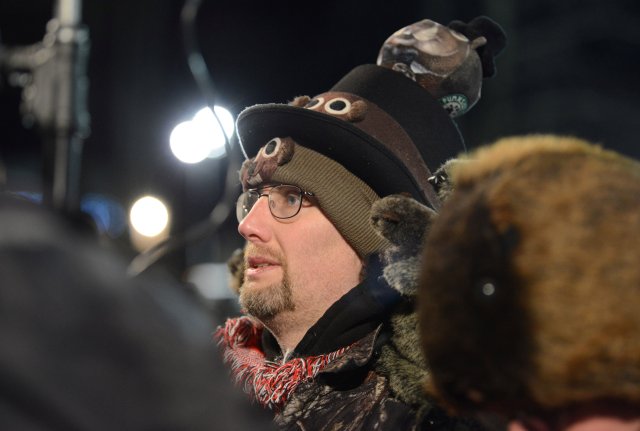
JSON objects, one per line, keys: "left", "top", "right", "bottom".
{"left": 418, "top": 135, "right": 640, "bottom": 417}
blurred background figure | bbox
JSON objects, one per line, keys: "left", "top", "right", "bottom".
{"left": 417, "top": 135, "right": 640, "bottom": 431}
{"left": 0, "top": 192, "right": 273, "bottom": 429}
{"left": 0, "top": 2, "right": 274, "bottom": 426}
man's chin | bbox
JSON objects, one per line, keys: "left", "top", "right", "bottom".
{"left": 244, "top": 266, "right": 284, "bottom": 287}
{"left": 239, "top": 281, "right": 294, "bottom": 320}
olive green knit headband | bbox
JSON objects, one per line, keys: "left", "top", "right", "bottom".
{"left": 240, "top": 137, "right": 389, "bottom": 257}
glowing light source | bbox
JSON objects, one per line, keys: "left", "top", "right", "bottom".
{"left": 129, "top": 196, "right": 169, "bottom": 237}
{"left": 129, "top": 195, "right": 171, "bottom": 252}
{"left": 169, "top": 121, "right": 209, "bottom": 164}
{"left": 169, "top": 105, "right": 235, "bottom": 164}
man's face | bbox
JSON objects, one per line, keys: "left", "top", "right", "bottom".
{"left": 237, "top": 185, "right": 363, "bottom": 323}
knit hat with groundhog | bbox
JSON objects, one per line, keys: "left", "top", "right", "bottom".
{"left": 237, "top": 16, "right": 506, "bottom": 257}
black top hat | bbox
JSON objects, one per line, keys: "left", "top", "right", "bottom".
{"left": 237, "top": 16, "right": 506, "bottom": 210}
{"left": 237, "top": 64, "right": 464, "bottom": 209}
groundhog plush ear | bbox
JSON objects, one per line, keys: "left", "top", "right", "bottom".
{"left": 344, "top": 100, "right": 368, "bottom": 122}
{"left": 289, "top": 95, "right": 311, "bottom": 107}
{"left": 448, "top": 16, "right": 507, "bottom": 78}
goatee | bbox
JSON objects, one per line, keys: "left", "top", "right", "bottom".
{"left": 239, "top": 245, "right": 295, "bottom": 320}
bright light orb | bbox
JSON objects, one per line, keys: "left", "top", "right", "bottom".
{"left": 169, "top": 105, "right": 235, "bottom": 164}
{"left": 193, "top": 106, "right": 235, "bottom": 158}
{"left": 129, "top": 196, "right": 169, "bottom": 237}
{"left": 193, "top": 106, "right": 234, "bottom": 138}
{"left": 169, "top": 120, "right": 213, "bottom": 164}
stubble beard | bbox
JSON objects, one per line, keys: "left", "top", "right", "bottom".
{"left": 239, "top": 250, "right": 295, "bottom": 321}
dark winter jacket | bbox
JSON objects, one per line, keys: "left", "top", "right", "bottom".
{"left": 216, "top": 257, "right": 481, "bottom": 431}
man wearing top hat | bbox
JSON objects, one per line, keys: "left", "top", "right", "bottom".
{"left": 216, "top": 16, "right": 506, "bottom": 430}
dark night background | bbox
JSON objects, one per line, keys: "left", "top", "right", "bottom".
{"left": 1, "top": 0, "right": 640, "bottom": 286}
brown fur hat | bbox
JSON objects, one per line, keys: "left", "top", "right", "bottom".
{"left": 418, "top": 135, "right": 640, "bottom": 417}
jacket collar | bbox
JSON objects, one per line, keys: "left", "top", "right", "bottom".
{"left": 262, "top": 254, "right": 403, "bottom": 359}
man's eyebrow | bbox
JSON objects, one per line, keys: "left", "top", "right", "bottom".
{"left": 252, "top": 183, "right": 280, "bottom": 192}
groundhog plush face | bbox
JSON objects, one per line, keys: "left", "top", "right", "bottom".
{"left": 378, "top": 19, "right": 472, "bottom": 77}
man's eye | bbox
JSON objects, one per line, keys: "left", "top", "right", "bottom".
{"left": 285, "top": 193, "right": 301, "bottom": 206}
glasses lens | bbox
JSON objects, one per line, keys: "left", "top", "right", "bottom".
{"left": 236, "top": 186, "right": 307, "bottom": 222}
{"left": 269, "top": 185, "right": 303, "bottom": 219}
{"left": 236, "top": 190, "right": 259, "bottom": 222}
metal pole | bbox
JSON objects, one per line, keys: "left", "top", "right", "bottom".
{"left": 43, "top": 0, "right": 90, "bottom": 213}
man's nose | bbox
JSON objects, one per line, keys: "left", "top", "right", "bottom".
{"left": 238, "top": 196, "right": 272, "bottom": 243}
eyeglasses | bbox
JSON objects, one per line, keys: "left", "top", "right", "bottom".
{"left": 236, "top": 184, "right": 315, "bottom": 222}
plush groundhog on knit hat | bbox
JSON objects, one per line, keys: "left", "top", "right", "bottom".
{"left": 417, "top": 135, "right": 640, "bottom": 419}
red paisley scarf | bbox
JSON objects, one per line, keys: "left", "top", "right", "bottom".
{"left": 215, "top": 316, "right": 349, "bottom": 410}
